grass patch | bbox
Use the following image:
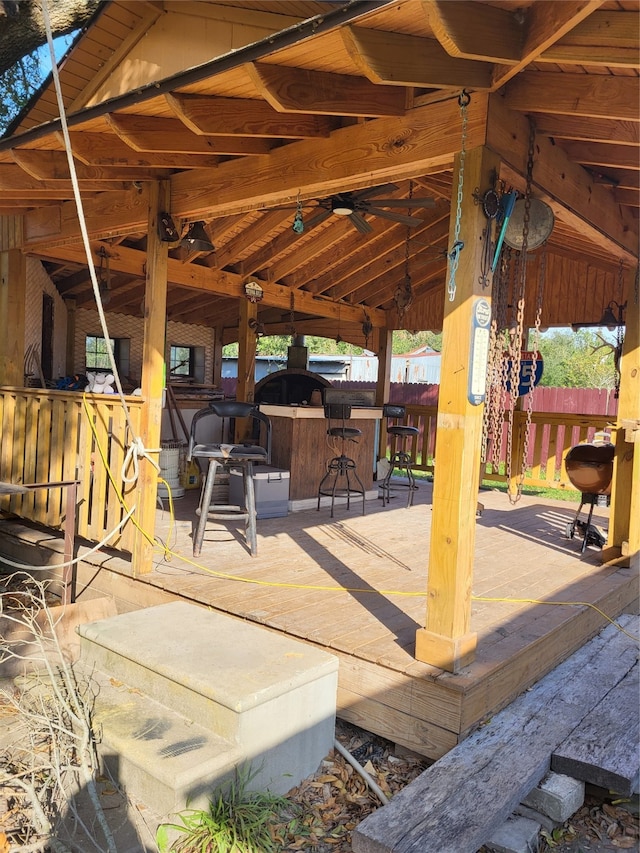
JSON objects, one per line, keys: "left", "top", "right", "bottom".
{"left": 157, "top": 766, "right": 290, "bottom": 853}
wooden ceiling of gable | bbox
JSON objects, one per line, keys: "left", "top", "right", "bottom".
{"left": 0, "top": 0, "right": 637, "bottom": 338}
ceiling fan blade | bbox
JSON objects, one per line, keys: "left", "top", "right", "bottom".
{"left": 365, "top": 207, "right": 423, "bottom": 226}
{"left": 352, "top": 183, "right": 398, "bottom": 201}
{"left": 303, "top": 208, "right": 333, "bottom": 229}
{"left": 348, "top": 211, "right": 373, "bottom": 234}
{"left": 367, "top": 197, "right": 436, "bottom": 208}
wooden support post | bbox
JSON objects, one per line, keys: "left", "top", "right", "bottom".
{"left": 132, "top": 182, "right": 169, "bottom": 576}
{"left": 0, "top": 249, "right": 26, "bottom": 385}
{"left": 507, "top": 405, "right": 526, "bottom": 499}
{"left": 235, "top": 298, "right": 257, "bottom": 441}
{"left": 375, "top": 328, "right": 393, "bottom": 461}
{"left": 603, "top": 265, "right": 639, "bottom": 568}
{"left": 212, "top": 324, "right": 223, "bottom": 387}
{"left": 64, "top": 297, "right": 77, "bottom": 375}
{"left": 416, "top": 145, "right": 500, "bottom": 672}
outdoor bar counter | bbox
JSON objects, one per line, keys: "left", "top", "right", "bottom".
{"left": 259, "top": 404, "right": 383, "bottom": 508}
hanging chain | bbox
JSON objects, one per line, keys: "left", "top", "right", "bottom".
{"left": 516, "top": 245, "right": 546, "bottom": 497}
{"left": 483, "top": 247, "right": 512, "bottom": 468}
{"left": 447, "top": 91, "right": 470, "bottom": 302}
{"left": 482, "top": 249, "right": 507, "bottom": 464}
{"left": 506, "top": 119, "right": 535, "bottom": 505}
{"left": 614, "top": 259, "right": 625, "bottom": 398}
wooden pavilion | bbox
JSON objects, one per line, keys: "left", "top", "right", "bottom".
{"left": 0, "top": 0, "right": 638, "bottom": 756}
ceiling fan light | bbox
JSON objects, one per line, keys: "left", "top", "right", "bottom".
{"left": 331, "top": 197, "right": 355, "bottom": 216}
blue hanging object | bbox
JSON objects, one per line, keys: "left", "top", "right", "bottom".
{"left": 504, "top": 351, "right": 544, "bottom": 397}
{"left": 292, "top": 210, "right": 304, "bottom": 233}
{"left": 491, "top": 190, "right": 517, "bottom": 272}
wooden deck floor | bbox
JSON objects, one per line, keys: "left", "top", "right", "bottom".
{"left": 134, "top": 483, "right": 637, "bottom": 761}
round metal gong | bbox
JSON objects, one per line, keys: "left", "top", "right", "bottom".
{"left": 504, "top": 198, "right": 554, "bottom": 250}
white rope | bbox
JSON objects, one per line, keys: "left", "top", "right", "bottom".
{"left": 40, "top": 0, "right": 158, "bottom": 481}
{"left": 122, "top": 437, "right": 161, "bottom": 484}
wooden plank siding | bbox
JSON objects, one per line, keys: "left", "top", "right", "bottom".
{"left": 0, "top": 387, "right": 142, "bottom": 551}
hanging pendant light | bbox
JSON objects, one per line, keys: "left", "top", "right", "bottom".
{"left": 181, "top": 221, "right": 215, "bottom": 252}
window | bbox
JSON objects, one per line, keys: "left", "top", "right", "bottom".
{"left": 169, "top": 345, "right": 205, "bottom": 383}
{"left": 85, "top": 335, "right": 130, "bottom": 376}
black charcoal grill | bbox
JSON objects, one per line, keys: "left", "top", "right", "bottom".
{"left": 564, "top": 442, "right": 614, "bottom": 553}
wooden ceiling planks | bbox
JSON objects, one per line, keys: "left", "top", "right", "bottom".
{"left": 0, "top": 0, "right": 637, "bottom": 336}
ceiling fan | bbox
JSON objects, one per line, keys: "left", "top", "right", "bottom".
{"left": 270, "top": 184, "right": 436, "bottom": 234}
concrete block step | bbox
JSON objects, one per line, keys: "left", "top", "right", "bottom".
{"left": 78, "top": 601, "right": 338, "bottom": 796}
{"left": 88, "top": 666, "right": 243, "bottom": 816}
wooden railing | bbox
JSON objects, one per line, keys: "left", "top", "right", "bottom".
{"left": 0, "top": 388, "right": 616, "bottom": 555}
{"left": 385, "top": 405, "right": 614, "bottom": 492}
{"left": 0, "top": 387, "right": 143, "bottom": 553}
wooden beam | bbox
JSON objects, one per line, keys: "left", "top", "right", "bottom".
{"left": 236, "top": 298, "right": 257, "bottom": 419}
{"left": 165, "top": 93, "right": 333, "bottom": 139}
{"left": 36, "top": 241, "right": 388, "bottom": 327}
{"left": 532, "top": 114, "right": 639, "bottom": 146}
{"left": 538, "top": 11, "right": 639, "bottom": 68}
{"left": 426, "top": 0, "right": 523, "bottom": 64}
{"left": 0, "top": 163, "right": 130, "bottom": 193}
{"left": 416, "top": 145, "right": 502, "bottom": 672}
{"left": 246, "top": 62, "right": 406, "bottom": 117}
{"left": 491, "top": 1, "right": 604, "bottom": 89}
{"left": 170, "top": 96, "right": 486, "bottom": 219}
{"left": 214, "top": 210, "right": 289, "bottom": 270}
{"left": 11, "top": 149, "right": 163, "bottom": 182}
{"left": 615, "top": 189, "right": 640, "bottom": 209}
{"left": 608, "top": 265, "right": 640, "bottom": 565}
{"left": 132, "top": 181, "right": 170, "bottom": 577}
{"left": 106, "top": 114, "right": 273, "bottom": 155}
{"left": 487, "top": 95, "right": 638, "bottom": 263}
{"left": 65, "top": 131, "right": 222, "bottom": 169}
{"left": 342, "top": 26, "right": 493, "bottom": 89}
{"left": 559, "top": 142, "right": 640, "bottom": 172}
{"left": 24, "top": 184, "right": 151, "bottom": 246}
{"left": 0, "top": 249, "right": 26, "bottom": 385}
{"left": 504, "top": 71, "right": 640, "bottom": 122}
{"left": 24, "top": 96, "right": 488, "bottom": 247}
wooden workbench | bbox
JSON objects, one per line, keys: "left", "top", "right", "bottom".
{"left": 259, "top": 405, "right": 383, "bottom": 505}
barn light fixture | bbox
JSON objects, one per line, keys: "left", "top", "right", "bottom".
{"left": 599, "top": 300, "right": 626, "bottom": 331}
{"left": 158, "top": 212, "right": 179, "bottom": 243}
{"left": 244, "top": 279, "right": 264, "bottom": 303}
{"left": 181, "top": 221, "right": 214, "bottom": 252}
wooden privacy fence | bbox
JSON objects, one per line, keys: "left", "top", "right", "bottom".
{"left": 385, "top": 405, "right": 614, "bottom": 491}
{"left": 0, "top": 387, "right": 143, "bottom": 553}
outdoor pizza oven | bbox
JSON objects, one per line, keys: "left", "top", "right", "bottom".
{"left": 254, "top": 368, "right": 332, "bottom": 406}
{"left": 565, "top": 442, "right": 614, "bottom": 496}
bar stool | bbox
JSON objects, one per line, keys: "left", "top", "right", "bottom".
{"left": 380, "top": 403, "right": 419, "bottom": 507}
{"left": 187, "top": 401, "right": 271, "bottom": 557}
{"left": 317, "top": 403, "right": 366, "bottom": 518}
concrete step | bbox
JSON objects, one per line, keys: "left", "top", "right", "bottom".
{"left": 78, "top": 601, "right": 338, "bottom": 804}
{"left": 88, "top": 667, "right": 243, "bottom": 816}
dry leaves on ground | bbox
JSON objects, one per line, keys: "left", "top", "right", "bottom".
{"left": 271, "top": 720, "right": 430, "bottom": 852}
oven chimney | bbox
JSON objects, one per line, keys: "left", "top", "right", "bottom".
{"left": 287, "top": 335, "right": 308, "bottom": 370}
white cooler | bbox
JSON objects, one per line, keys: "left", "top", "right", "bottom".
{"left": 229, "top": 466, "right": 290, "bottom": 519}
